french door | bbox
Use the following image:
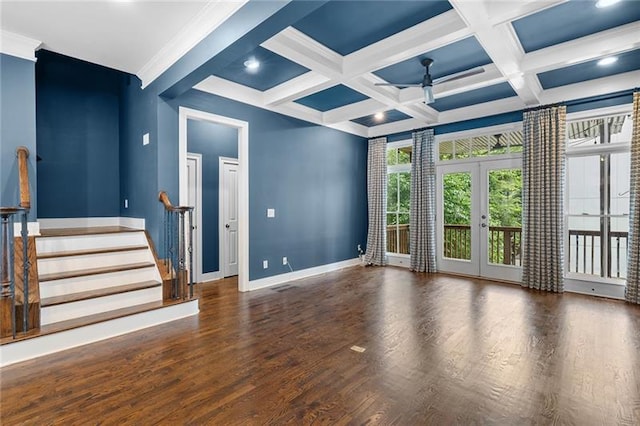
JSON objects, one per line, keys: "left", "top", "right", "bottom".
{"left": 436, "top": 158, "right": 523, "bottom": 282}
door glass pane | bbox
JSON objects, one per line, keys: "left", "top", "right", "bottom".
{"left": 488, "top": 134, "right": 508, "bottom": 156}
{"left": 608, "top": 114, "right": 632, "bottom": 144}
{"left": 610, "top": 216, "right": 629, "bottom": 279}
{"left": 398, "top": 213, "right": 410, "bottom": 254}
{"left": 610, "top": 152, "right": 630, "bottom": 215}
{"left": 567, "top": 156, "right": 600, "bottom": 215}
{"left": 387, "top": 148, "right": 398, "bottom": 165}
{"left": 439, "top": 140, "right": 453, "bottom": 161}
{"left": 443, "top": 172, "right": 471, "bottom": 260}
{"left": 567, "top": 216, "right": 601, "bottom": 276}
{"left": 399, "top": 172, "right": 410, "bottom": 212}
{"left": 398, "top": 146, "right": 412, "bottom": 164}
{"left": 387, "top": 173, "right": 398, "bottom": 212}
{"left": 487, "top": 168, "right": 522, "bottom": 266}
{"left": 387, "top": 213, "right": 398, "bottom": 253}
{"left": 509, "top": 131, "right": 523, "bottom": 153}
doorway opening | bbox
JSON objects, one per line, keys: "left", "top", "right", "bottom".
{"left": 179, "top": 107, "right": 249, "bottom": 292}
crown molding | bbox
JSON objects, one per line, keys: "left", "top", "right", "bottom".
{"left": 137, "top": 0, "right": 248, "bottom": 89}
{"left": 0, "top": 30, "right": 41, "bottom": 61}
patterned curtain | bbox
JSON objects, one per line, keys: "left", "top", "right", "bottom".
{"left": 364, "top": 137, "right": 387, "bottom": 266}
{"left": 521, "top": 105, "right": 566, "bottom": 292}
{"left": 625, "top": 92, "right": 640, "bottom": 304}
{"left": 410, "top": 129, "right": 437, "bottom": 272}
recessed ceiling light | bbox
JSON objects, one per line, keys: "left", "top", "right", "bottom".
{"left": 374, "top": 112, "right": 385, "bottom": 121}
{"left": 596, "top": 0, "right": 621, "bottom": 8}
{"left": 243, "top": 58, "right": 260, "bottom": 72}
{"left": 597, "top": 56, "right": 618, "bottom": 66}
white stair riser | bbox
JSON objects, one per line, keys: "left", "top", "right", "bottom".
{"left": 36, "top": 232, "right": 149, "bottom": 254}
{"left": 41, "top": 286, "right": 163, "bottom": 325}
{"left": 40, "top": 268, "right": 161, "bottom": 298}
{"left": 38, "top": 250, "right": 155, "bottom": 275}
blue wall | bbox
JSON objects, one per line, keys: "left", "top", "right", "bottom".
{"left": 187, "top": 119, "right": 238, "bottom": 274}
{"left": 164, "top": 90, "right": 368, "bottom": 280}
{"left": 0, "top": 54, "right": 37, "bottom": 220}
{"left": 36, "top": 50, "right": 124, "bottom": 218}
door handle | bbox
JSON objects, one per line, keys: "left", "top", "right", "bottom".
{"left": 481, "top": 214, "right": 487, "bottom": 219}
{"left": 225, "top": 224, "right": 230, "bottom": 229}
{"left": 481, "top": 223, "right": 487, "bottom": 228}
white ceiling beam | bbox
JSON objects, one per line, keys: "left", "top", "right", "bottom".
{"left": 368, "top": 118, "right": 427, "bottom": 138}
{"left": 323, "top": 98, "right": 387, "bottom": 124}
{"left": 343, "top": 10, "right": 471, "bottom": 77}
{"left": 485, "top": 0, "right": 567, "bottom": 26}
{"left": 520, "top": 22, "right": 640, "bottom": 74}
{"left": 437, "top": 96, "right": 526, "bottom": 126}
{"left": 261, "top": 27, "right": 344, "bottom": 80}
{"left": 263, "top": 71, "right": 333, "bottom": 106}
{"left": 449, "top": 0, "right": 540, "bottom": 105}
{"left": 539, "top": 70, "right": 640, "bottom": 105}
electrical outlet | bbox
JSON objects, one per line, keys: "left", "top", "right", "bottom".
{"left": 357, "top": 244, "right": 361, "bottom": 252}
{"left": 282, "top": 256, "right": 287, "bottom": 265}
{"left": 124, "top": 199, "right": 128, "bottom": 209}
{"left": 263, "top": 260, "right": 268, "bottom": 269}
{"left": 142, "top": 133, "right": 150, "bottom": 146}
{"left": 267, "top": 208, "right": 275, "bottom": 218}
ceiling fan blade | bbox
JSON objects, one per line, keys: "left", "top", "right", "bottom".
{"left": 374, "top": 83, "right": 422, "bottom": 88}
{"left": 432, "top": 66, "right": 485, "bottom": 85}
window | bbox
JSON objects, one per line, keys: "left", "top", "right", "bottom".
{"left": 566, "top": 113, "right": 632, "bottom": 280}
{"left": 387, "top": 143, "right": 411, "bottom": 254}
{"left": 438, "top": 129, "right": 523, "bottom": 161}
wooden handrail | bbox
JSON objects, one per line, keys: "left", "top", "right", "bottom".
{"left": 158, "top": 191, "right": 173, "bottom": 211}
{"left": 16, "top": 147, "right": 30, "bottom": 210}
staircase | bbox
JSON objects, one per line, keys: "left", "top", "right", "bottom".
{"left": 0, "top": 225, "right": 199, "bottom": 367}
{"left": 37, "top": 227, "right": 163, "bottom": 326}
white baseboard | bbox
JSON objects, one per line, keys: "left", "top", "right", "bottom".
{"left": 387, "top": 254, "right": 410, "bottom": 268}
{"left": 13, "top": 221, "right": 40, "bottom": 236}
{"left": 565, "top": 278, "right": 626, "bottom": 300}
{"left": 38, "top": 217, "right": 145, "bottom": 230}
{"left": 246, "top": 258, "right": 361, "bottom": 292}
{"left": 200, "top": 271, "right": 222, "bottom": 283}
{"left": 0, "top": 300, "right": 199, "bottom": 368}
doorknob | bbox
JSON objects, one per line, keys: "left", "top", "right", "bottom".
{"left": 481, "top": 214, "right": 487, "bottom": 219}
{"left": 225, "top": 224, "right": 230, "bottom": 229}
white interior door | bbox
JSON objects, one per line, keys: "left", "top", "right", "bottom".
{"left": 437, "top": 159, "right": 523, "bottom": 282}
{"left": 187, "top": 154, "right": 202, "bottom": 282}
{"left": 221, "top": 159, "right": 239, "bottom": 277}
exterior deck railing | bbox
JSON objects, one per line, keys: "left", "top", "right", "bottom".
{"left": 568, "top": 229, "right": 628, "bottom": 278}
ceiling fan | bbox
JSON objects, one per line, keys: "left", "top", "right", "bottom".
{"left": 374, "top": 58, "right": 485, "bottom": 104}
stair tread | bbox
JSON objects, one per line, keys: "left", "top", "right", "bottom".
{"left": 39, "top": 262, "right": 156, "bottom": 282}
{"left": 0, "top": 298, "right": 194, "bottom": 345}
{"left": 41, "top": 281, "right": 161, "bottom": 307}
{"left": 38, "top": 226, "right": 141, "bottom": 237}
{"left": 37, "top": 245, "right": 149, "bottom": 259}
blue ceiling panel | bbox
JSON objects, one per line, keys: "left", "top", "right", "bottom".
{"left": 512, "top": 0, "right": 640, "bottom": 53}
{"left": 373, "top": 36, "right": 492, "bottom": 84}
{"left": 292, "top": 1, "right": 452, "bottom": 56}
{"left": 295, "top": 85, "right": 369, "bottom": 111}
{"left": 430, "top": 82, "right": 517, "bottom": 112}
{"left": 538, "top": 48, "right": 640, "bottom": 89}
{"left": 212, "top": 46, "right": 309, "bottom": 91}
{"left": 351, "top": 110, "right": 412, "bottom": 127}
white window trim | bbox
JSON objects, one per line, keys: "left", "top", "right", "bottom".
{"left": 564, "top": 107, "right": 632, "bottom": 286}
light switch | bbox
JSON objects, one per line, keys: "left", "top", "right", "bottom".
{"left": 142, "top": 133, "right": 150, "bottom": 146}
{"left": 267, "top": 208, "right": 275, "bottom": 218}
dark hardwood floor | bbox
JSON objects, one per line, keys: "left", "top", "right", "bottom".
{"left": 1, "top": 266, "right": 639, "bottom": 425}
